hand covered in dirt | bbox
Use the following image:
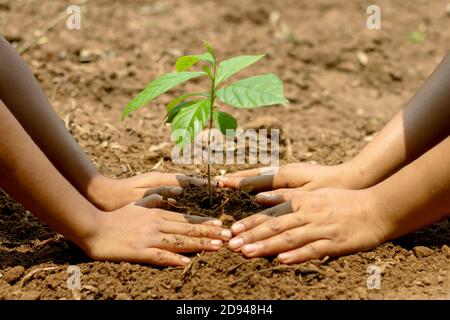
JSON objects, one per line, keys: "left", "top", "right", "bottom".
{"left": 227, "top": 188, "right": 388, "bottom": 263}
{"left": 85, "top": 193, "right": 232, "bottom": 266}
{"left": 89, "top": 172, "right": 208, "bottom": 211}
{"left": 217, "top": 162, "right": 369, "bottom": 194}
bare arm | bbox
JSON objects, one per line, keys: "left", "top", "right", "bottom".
{"left": 219, "top": 52, "right": 450, "bottom": 192}
{"left": 226, "top": 135, "right": 450, "bottom": 263}
{"left": 0, "top": 98, "right": 98, "bottom": 250}
{"left": 0, "top": 35, "right": 203, "bottom": 210}
{"left": 0, "top": 35, "right": 102, "bottom": 205}
{"left": 349, "top": 51, "right": 450, "bottom": 187}
{"left": 0, "top": 99, "right": 230, "bottom": 265}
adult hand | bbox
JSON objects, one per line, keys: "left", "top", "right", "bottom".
{"left": 228, "top": 188, "right": 388, "bottom": 264}
{"left": 85, "top": 193, "right": 232, "bottom": 266}
{"left": 217, "top": 162, "right": 369, "bottom": 194}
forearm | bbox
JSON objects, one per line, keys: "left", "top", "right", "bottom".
{"left": 347, "top": 52, "right": 450, "bottom": 187}
{"left": 0, "top": 35, "right": 106, "bottom": 201}
{"left": 371, "top": 135, "right": 450, "bottom": 240}
{"left": 0, "top": 99, "right": 99, "bottom": 250}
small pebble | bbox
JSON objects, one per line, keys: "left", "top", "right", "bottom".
{"left": 413, "top": 246, "right": 434, "bottom": 258}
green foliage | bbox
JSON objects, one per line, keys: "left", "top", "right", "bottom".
{"left": 171, "top": 99, "right": 211, "bottom": 149}
{"left": 122, "top": 41, "right": 288, "bottom": 150}
{"left": 213, "top": 111, "right": 237, "bottom": 136}
{"left": 216, "top": 55, "right": 264, "bottom": 85}
{"left": 216, "top": 74, "right": 288, "bottom": 108}
{"left": 122, "top": 71, "right": 205, "bottom": 119}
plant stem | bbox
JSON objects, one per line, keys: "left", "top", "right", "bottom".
{"left": 207, "top": 62, "right": 217, "bottom": 207}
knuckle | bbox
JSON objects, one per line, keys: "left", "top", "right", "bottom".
{"left": 269, "top": 221, "right": 282, "bottom": 233}
{"left": 304, "top": 243, "right": 321, "bottom": 259}
{"left": 283, "top": 230, "right": 296, "bottom": 244}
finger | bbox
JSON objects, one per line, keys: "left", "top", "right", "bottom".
{"left": 223, "top": 167, "right": 267, "bottom": 177}
{"left": 277, "top": 240, "right": 332, "bottom": 264}
{"left": 174, "top": 174, "right": 210, "bottom": 187}
{"left": 219, "top": 175, "right": 275, "bottom": 192}
{"left": 139, "top": 186, "right": 183, "bottom": 198}
{"left": 156, "top": 234, "right": 223, "bottom": 252}
{"left": 230, "top": 213, "right": 272, "bottom": 236}
{"left": 141, "top": 248, "right": 191, "bottom": 266}
{"left": 241, "top": 227, "right": 319, "bottom": 258}
{"left": 154, "top": 209, "right": 223, "bottom": 227}
{"left": 161, "top": 221, "right": 232, "bottom": 240}
{"left": 229, "top": 212, "right": 307, "bottom": 250}
{"left": 256, "top": 189, "right": 304, "bottom": 206}
{"left": 258, "top": 201, "right": 294, "bottom": 217}
{"left": 139, "top": 172, "right": 208, "bottom": 188}
{"left": 135, "top": 194, "right": 165, "bottom": 208}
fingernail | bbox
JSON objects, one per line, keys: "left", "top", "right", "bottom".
{"left": 211, "top": 239, "right": 223, "bottom": 248}
{"left": 229, "top": 237, "right": 244, "bottom": 249}
{"left": 231, "top": 223, "right": 245, "bottom": 234}
{"left": 221, "top": 229, "right": 232, "bottom": 239}
{"left": 212, "top": 220, "right": 223, "bottom": 226}
{"left": 171, "top": 187, "right": 183, "bottom": 196}
{"left": 278, "top": 253, "right": 291, "bottom": 262}
{"left": 242, "top": 243, "right": 258, "bottom": 254}
{"left": 256, "top": 193, "right": 273, "bottom": 200}
{"left": 181, "top": 257, "right": 191, "bottom": 264}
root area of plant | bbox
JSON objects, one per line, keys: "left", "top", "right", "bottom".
{"left": 170, "top": 185, "right": 261, "bottom": 226}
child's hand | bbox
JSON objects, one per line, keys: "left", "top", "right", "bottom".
{"left": 227, "top": 188, "right": 388, "bottom": 264}
{"left": 84, "top": 193, "right": 232, "bottom": 266}
{"left": 216, "top": 162, "right": 370, "bottom": 194}
{"left": 88, "top": 172, "right": 207, "bottom": 211}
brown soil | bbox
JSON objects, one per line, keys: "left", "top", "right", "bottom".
{"left": 1, "top": 0, "right": 450, "bottom": 299}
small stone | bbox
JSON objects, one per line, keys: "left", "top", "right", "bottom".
{"left": 115, "top": 293, "right": 131, "bottom": 300}
{"left": 2, "top": 266, "right": 25, "bottom": 284}
{"left": 356, "top": 50, "right": 369, "bottom": 66}
{"left": 356, "top": 287, "right": 368, "bottom": 299}
{"left": 446, "top": 3, "right": 450, "bottom": 16}
{"left": 413, "top": 246, "right": 434, "bottom": 258}
{"left": 169, "top": 279, "right": 183, "bottom": 290}
{"left": 413, "top": 280, "right": 424, "bottom": 287}
{"left": 20, "top": 291, "right": 41, "bottom": 300}
{"left": 441, "top": 245, "right": 450, "bottom": 257}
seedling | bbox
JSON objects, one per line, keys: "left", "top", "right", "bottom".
{"left": 122, "top": 41, "right": 288, "bottom": 206}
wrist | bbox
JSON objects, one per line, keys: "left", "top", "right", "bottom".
{"left": 339, "top": 158, "right": 378, "bottom": 189}
{"left": 86, "top": 175, "right": 119, "bottom": 211}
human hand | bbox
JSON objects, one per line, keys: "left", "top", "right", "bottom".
{"left": 216, "top": 162, "right": 370, "bottom": 194}
{"left": 228, "top": 188, "right": 388, "bottom": 264}
{"left": 84, "top": 193, "right": 232, "bottom": 266}
{"left": 88, "top": 172, "right": 207, "bottom": 211}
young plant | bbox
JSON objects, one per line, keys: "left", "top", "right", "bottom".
{"left": 122, "top": 41, "right": 288, "bottom": 206}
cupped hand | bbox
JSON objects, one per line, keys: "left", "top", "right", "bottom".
{"left": 227, "top": 188, "right": 388, "bottom": 264}
{"left": 89, "top": 172, "right": 208, "bottom": 211}
{"left": 216, "top": 162, "right": 369, "bottom": 194}
{"left": 85, "top": 193, "right": 232, "bottom": 266}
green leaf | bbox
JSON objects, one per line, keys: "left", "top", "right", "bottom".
{"left": 167, "top": 92, "right": 209, "bottom": 111}
{"left": 215, "top": 55, "right": 264, "bottom": 85}
{"left": 175, "top": 53, "right": 214, "bottom": 72}
{"left": 213, "top": 111, "right": 237, "bottom": 136}
{"left": 196, "top": 52, "right": 214, "bottom": 64}
{"left": 165, "top": 100, "right": 197, "bottom": 124}
{"left": 122, "top": 71, "right": 205, "bottom": 119}
{"left": 175, "top": 56, "right": 199, "bottom": 72}
{"left": 171, "top": 99, "right": 211, "bottom": 149}
{"left": 216, "top": 74, "right": 288, "bottom": 108}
